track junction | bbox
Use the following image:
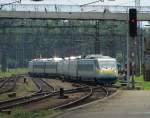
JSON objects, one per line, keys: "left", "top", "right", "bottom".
{"left": 0, "top": 75, "right": 116, "bottom": 112}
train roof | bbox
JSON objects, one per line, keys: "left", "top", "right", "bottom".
{"left": 29, "top": 57, "right": 62, "bottom": 62}
{"left": 78, "top": 58, "right": 116, "bottom": 61}
{"left": 64, "top": 56, "right": 81, "bottom": 60}
{"left": 85, "top": 54, "right": 112, "bottom": 59}
{"left": 97, "top": 58, "right": 117, "bottom": 61}
{"left": 85, "top": 54, "right": 103, "bottom": 59}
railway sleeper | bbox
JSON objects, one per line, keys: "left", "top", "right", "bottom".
{"left": 1, "top": 109, "right": 11, "bottom": 114}
{"left": 7, "top": 92, "right": 16, "bottom": 98}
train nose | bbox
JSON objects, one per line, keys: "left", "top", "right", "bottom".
{"left": 101, "top": 69, "right": 113, "bottom": 74}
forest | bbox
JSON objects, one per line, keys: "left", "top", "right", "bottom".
{"left": 0, "top": 19, "right": 147, "bottom": 72}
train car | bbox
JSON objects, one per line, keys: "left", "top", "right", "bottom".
{"left": 77, "top": 59, "right": 97, "bottom": 82}
{"left": 57, "top": 59, "right": 69, "bottom": 78}
{"left": 28, "top": 56, "right": 118, "bottom": 84}
{"left": 95, "top": 58, "right": 118, "bottom": 84}
{"left": 57, "top": 60, "right": 65, "bottom": 77}
{"left": 76, "top": 58, "right": 117, "bottom": 84}
{"left": 45, "top": 59, "right": 58, "bottom": 77}
{"left": 28, "top": 58, "right": 62, "bottom": 77}
{"left": 57, "top": 57, "right": 78, "bottom": 80}
{"left": 68, "top": 59, "right": 78, "bottom": 80}
{"left": 28, "top": 59, "right": 46, "bottom": 77}
{"left": 34, "top": 59, "right": 45, "bottom": 75}
{"left": 28, "top": 60, "right": 34, "bottom": 76}
{"left": 57, "top": 57, "right": 118, "bottom": 84}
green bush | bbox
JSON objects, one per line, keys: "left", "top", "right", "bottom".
{"left": 33, "top": 109, "right": 61, "bottom": 118}
{"left": 135, "top": 75, "right": 150, "bottom": 90}
{"left": 0, "top": 108, "right": 61, "bottom": 118}
{"left": 0, "top": 68, "right": 27, "bottom": 78}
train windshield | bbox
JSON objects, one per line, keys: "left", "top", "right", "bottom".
{"left": 98, "top": 61, "right": 117, "bottom": 69}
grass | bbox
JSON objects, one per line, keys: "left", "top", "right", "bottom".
{"left": 115, "top": 75, "right": 150, "bottom": 90}
{"left": 134, "top": 75, "right": 150, "bottom": 90}
{"left": 17, "top": 80, "right": 33, "bottom": 93}
{"left": 33, "top": 109, "right": 62, "bottom": 118}
{"left": 0, "top": 68, "right": 27, "bottom": 78}
{"left": 0, "top": 107, "right": 62, "bottom": 118}
{"left": 0, "top": 79, "right": 34, "bottom": 101}
{"left": 0, "top": 68, "right": 29, "bottom": 100}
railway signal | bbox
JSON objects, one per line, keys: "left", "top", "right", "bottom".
{"left": 129, "top": 8, "right": 137, "bottom": 37}
{"left": 128, "top": 8, "right": 137, "bottom": 89}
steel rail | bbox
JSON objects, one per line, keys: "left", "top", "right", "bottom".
{"left": 0, "top": 86, "right": 91, "bottom": 110}
{"left": 0, "top": 77, "right": 17, "bottom": 94}
{"left": 39, "top": 78, "right": 55, "bottom": 92}
{"left": 31, "top": 78, "right": 55, "bottom": 93}
{"left": 50, "top": 86, "right": 109, "bottom": 110}
{"left": 51, "top": 85, "right": 93, "bottom": 110}
{"left": 31, "top": 78, "right": 42, "bottom": 93}
{"left": 0, "top": 78, "right": 10, "bottom": 89}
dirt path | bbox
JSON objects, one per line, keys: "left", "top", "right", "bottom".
{"left": 54, "top": 90, "right": 150, "bottom": 118}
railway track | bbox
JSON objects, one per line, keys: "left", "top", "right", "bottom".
{"left": 0, "top": 78, "right": 5, "bottom": 83}
{"left": 31, "top": 78, "right": 55, "bottom": 93}
{"left": 50, "top": 86, "right": 109, "bottom": 110}
{"left": 0, "top": 77, "right": 17, "bottom": 94}
{"left": 0, "top": 76, "right": 111, "bottom": 111}
{"left": 0, "top": 86, "right": 90, "bottom": 110}
{"left": 0, "top": 77, "right": 56, "bottom": 110}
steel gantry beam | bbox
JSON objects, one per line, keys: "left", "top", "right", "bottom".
{"left": 0, "top": 11, "right": 150, "bottom": 21}
{"left": 0, "top": 25, "right": 96, "bottom": 28}
{"left": 0, "top": 4, "right": 150, "bottom": 20}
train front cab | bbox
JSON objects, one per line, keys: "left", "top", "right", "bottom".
{"left": 95, "top": 59, "right": 118, "bottom": 84}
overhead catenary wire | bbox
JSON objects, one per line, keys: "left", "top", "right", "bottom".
{"left": 80, "top": 0, "right": 104, "bottom": 7}
{"left": 115, "top": 0, "right": 135, "bottom": 6}
{"left": 0, "top": 0, "right": 21, "bottom": 10}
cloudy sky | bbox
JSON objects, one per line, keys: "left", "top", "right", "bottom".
{"left": 0, "top": 0, "right": 149, "bottom": 6}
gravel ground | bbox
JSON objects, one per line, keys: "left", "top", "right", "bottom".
{"left": 22, "top": 77, "right": 84, "bottom": 111}
{"left": 15, "top": 77, "right": 38, "bottom": 96}
{"left": 0, "top": 77, "right": 36, "bottom": 101}
{"left": 43, "top": 78, "right": 77, "bottom": 90}
{"left": 24, "top": 92, "right": 86, "bottom": 111}
{"left": 53, "top": 90, "right": 150, "bottom": 118}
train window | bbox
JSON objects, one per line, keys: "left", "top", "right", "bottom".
{"left": 98, "top": 61, "right": 116, "bottom": 68}
{"left": 46, "top": 64, "right": 56, "bottom": 69}
{"left": 33, "top": 64, "right": 44, "bottom": 68}
{"left": 78, "top": 64, "right": 94, "bottom": 71}
{"left": 94, "top": 60, "right": 99, "bottom": 69}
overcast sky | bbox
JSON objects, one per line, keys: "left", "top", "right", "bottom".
{"left": 0, "top": 0, "right": 150, "bottom": 6}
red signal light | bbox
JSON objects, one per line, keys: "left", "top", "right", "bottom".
{"left": 129, "top": 9, "right": 137, "bottom": 37}
{"left": 131, "top": 19, "right": 135, "bottom": 23}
